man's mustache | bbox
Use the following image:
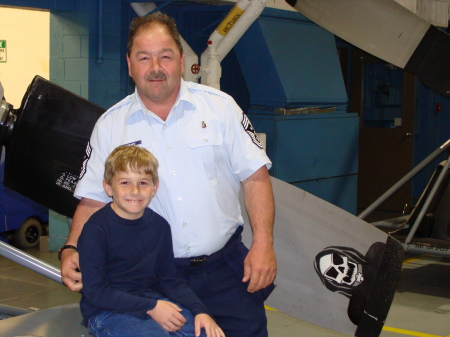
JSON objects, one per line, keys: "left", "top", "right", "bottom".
{"left": 145, "top": 72, "right": 167, "bottom": 81}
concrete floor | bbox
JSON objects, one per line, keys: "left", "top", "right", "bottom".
{"left": 0, "top": 239, "right": 449, "bottom": 337}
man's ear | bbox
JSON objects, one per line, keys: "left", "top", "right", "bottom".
{"left": 103, "top": 180, "right": 113, "bottom": 197}
{"left": 180, "top": 51, "right": 185, "bottom": 75}
{"left": 126, "top": 53, "right": 132, "bottom": 78}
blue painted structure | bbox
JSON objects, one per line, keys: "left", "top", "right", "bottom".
{"left": 413, "top": 82, "right": 450, "bottom": 200}
{"left": 248, "top": 112, "right": 358, "bottom": 213}
{"left": 234, "top": 9, "right": 348, "bottom": 110}
{"left": 231, "top": 9, "right": 358, "bottom": 213}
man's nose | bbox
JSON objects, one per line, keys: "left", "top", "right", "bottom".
{"left": 149, "top": 58, "right": 161, "bottom": 71}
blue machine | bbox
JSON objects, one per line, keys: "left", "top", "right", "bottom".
{"left": 0, "top": 147, "right": 48, "bottom": 248}
{"left": 234, "top": 9, "right": 358, "bottom": 213}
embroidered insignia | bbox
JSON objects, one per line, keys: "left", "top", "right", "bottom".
{"left": 78, "top": 141, "right": 92, "bottom": 180}
{"left": 241, "top": 114, "right": 263, "bottom": 149}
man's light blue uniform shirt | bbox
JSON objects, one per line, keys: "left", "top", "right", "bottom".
{"left": 74, "top": 79, "right": 272, "bottom": 258}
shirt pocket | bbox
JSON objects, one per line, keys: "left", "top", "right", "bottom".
{"left": 186, "top": 129, "right": 224, "bottom": 181}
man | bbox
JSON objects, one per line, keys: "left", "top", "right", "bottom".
{"left": 60, "top": 13, "right": 276, "bottom": 337}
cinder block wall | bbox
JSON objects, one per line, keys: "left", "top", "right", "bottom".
{"left": 49, "top": 0, "right": 127, "bottom": 109}
{"left": 50, "top": 12, "right": 90, "bottom": 99}
{"left": 88, "top": 0, "right": 128, "bottom": 109}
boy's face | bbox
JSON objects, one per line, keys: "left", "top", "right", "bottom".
{"left": 103, "top": 168, "right": 158, "bottom": 220}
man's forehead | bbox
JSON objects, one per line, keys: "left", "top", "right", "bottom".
{"left": 132, "top": 30, "right": 181, "bottom": 55}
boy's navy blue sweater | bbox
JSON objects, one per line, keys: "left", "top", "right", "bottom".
{"left": 78, "top": 204, "right": 208, "bottom": 325}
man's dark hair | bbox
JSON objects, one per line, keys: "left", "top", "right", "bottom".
{"left": 127, "top": 12, "right": 183, "bottom": 56}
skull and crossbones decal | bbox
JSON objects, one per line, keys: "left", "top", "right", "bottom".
{"left": 313, "top": 243, "right": 387, "bottom": 327}
{"left": 314, "top": 246, "right": 368, "bottom": 297}
{"left": 319, "top": 252, "right": 364, "bottom": 286}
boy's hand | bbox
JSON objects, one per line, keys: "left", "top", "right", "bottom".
{"left": 60, "top": 249, "right": 83, "bottom": 292}
{"left": 195, "top": 313, "right": 225, "bottom": 337}
{"left": 147, "top": 300, "right": 186, "bottom": 332}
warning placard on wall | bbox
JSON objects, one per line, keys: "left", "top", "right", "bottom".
{"left": 0, "top": 40, "right": 6, "bottom": 62}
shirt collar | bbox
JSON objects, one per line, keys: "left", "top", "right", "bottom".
{"left": 125, "top": 79, "right": 195, "bottom": 121}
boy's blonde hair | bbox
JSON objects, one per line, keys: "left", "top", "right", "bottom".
{"left": 104, "top": 145, "right": 159, "bottom": 185}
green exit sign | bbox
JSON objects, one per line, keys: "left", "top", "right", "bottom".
{"left": 0, "top": 40, "right": 6, "bottom": 62}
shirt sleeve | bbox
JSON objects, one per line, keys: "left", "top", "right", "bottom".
{"left": 222, "top": 97, "right": 272, "bottom": 182}
{"left": 74, "top": 117, "right": 113, "bottom": 203}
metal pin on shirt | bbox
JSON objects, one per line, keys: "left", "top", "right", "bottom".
{"left": 202, "top": 121, "right": 207, "bottom": 128}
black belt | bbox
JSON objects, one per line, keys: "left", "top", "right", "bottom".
{"left": 176, "top": 225, "right": 243, "bottom": 267}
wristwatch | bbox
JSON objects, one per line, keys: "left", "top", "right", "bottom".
{"left": 57, "top": 245, "right": 78, "bottom": 261}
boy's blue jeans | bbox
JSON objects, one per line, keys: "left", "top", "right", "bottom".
{"left": 87, "top": 303, "right": 206, "bottom": 337}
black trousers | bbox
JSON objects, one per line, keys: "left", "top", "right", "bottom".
{"left": 175, "top": 229, "right": 273, "bottom": 337}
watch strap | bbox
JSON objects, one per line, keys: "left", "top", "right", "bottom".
{"left": 57, "top": 245, "right": 78, "bottom": 261}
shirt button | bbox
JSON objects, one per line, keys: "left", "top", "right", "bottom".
{"left": 187, "top": 246, "right": 191, "bottom": 251}
{"left": 204, "top": 138, "right": 208, "bottom": 142}
{"left": 178, "top": 196, "right": 182, "bottom": 201}
{"left": 163, "top": 123, "right": 167, "bottom": 127}
{"left": 183, "top": 222, "right": 187, "bottom": 227}
{"left": 173, "top": 171, "right": 177, "bottom": 176}
{"left": 167, "top": 147, "right": 172, "bottom": 151}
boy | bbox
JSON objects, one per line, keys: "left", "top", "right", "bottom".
{"left": 78, "top": 145, "right": 225, "bottom": 337}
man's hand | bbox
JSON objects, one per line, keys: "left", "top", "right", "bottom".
{"left": 60, "top": 197, "right": 105, "bottom": 292}
{"left": 194, "top": 313, "right": 225, "bottom": 337}
{"left": 60, "top": 248, "right": 83, "bottom": 292}
{"left": 147, "top": 300, "right": 186, "bottom": 332}
{"left": 242, "top": 242, "right": 277, "bottom": 293}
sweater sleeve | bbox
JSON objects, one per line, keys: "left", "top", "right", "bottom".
{"left": 156, "top": 225, "right": 210, "bottom": 316}
{"left": 79, "top": 221, "right": 157, "bottom": 318}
